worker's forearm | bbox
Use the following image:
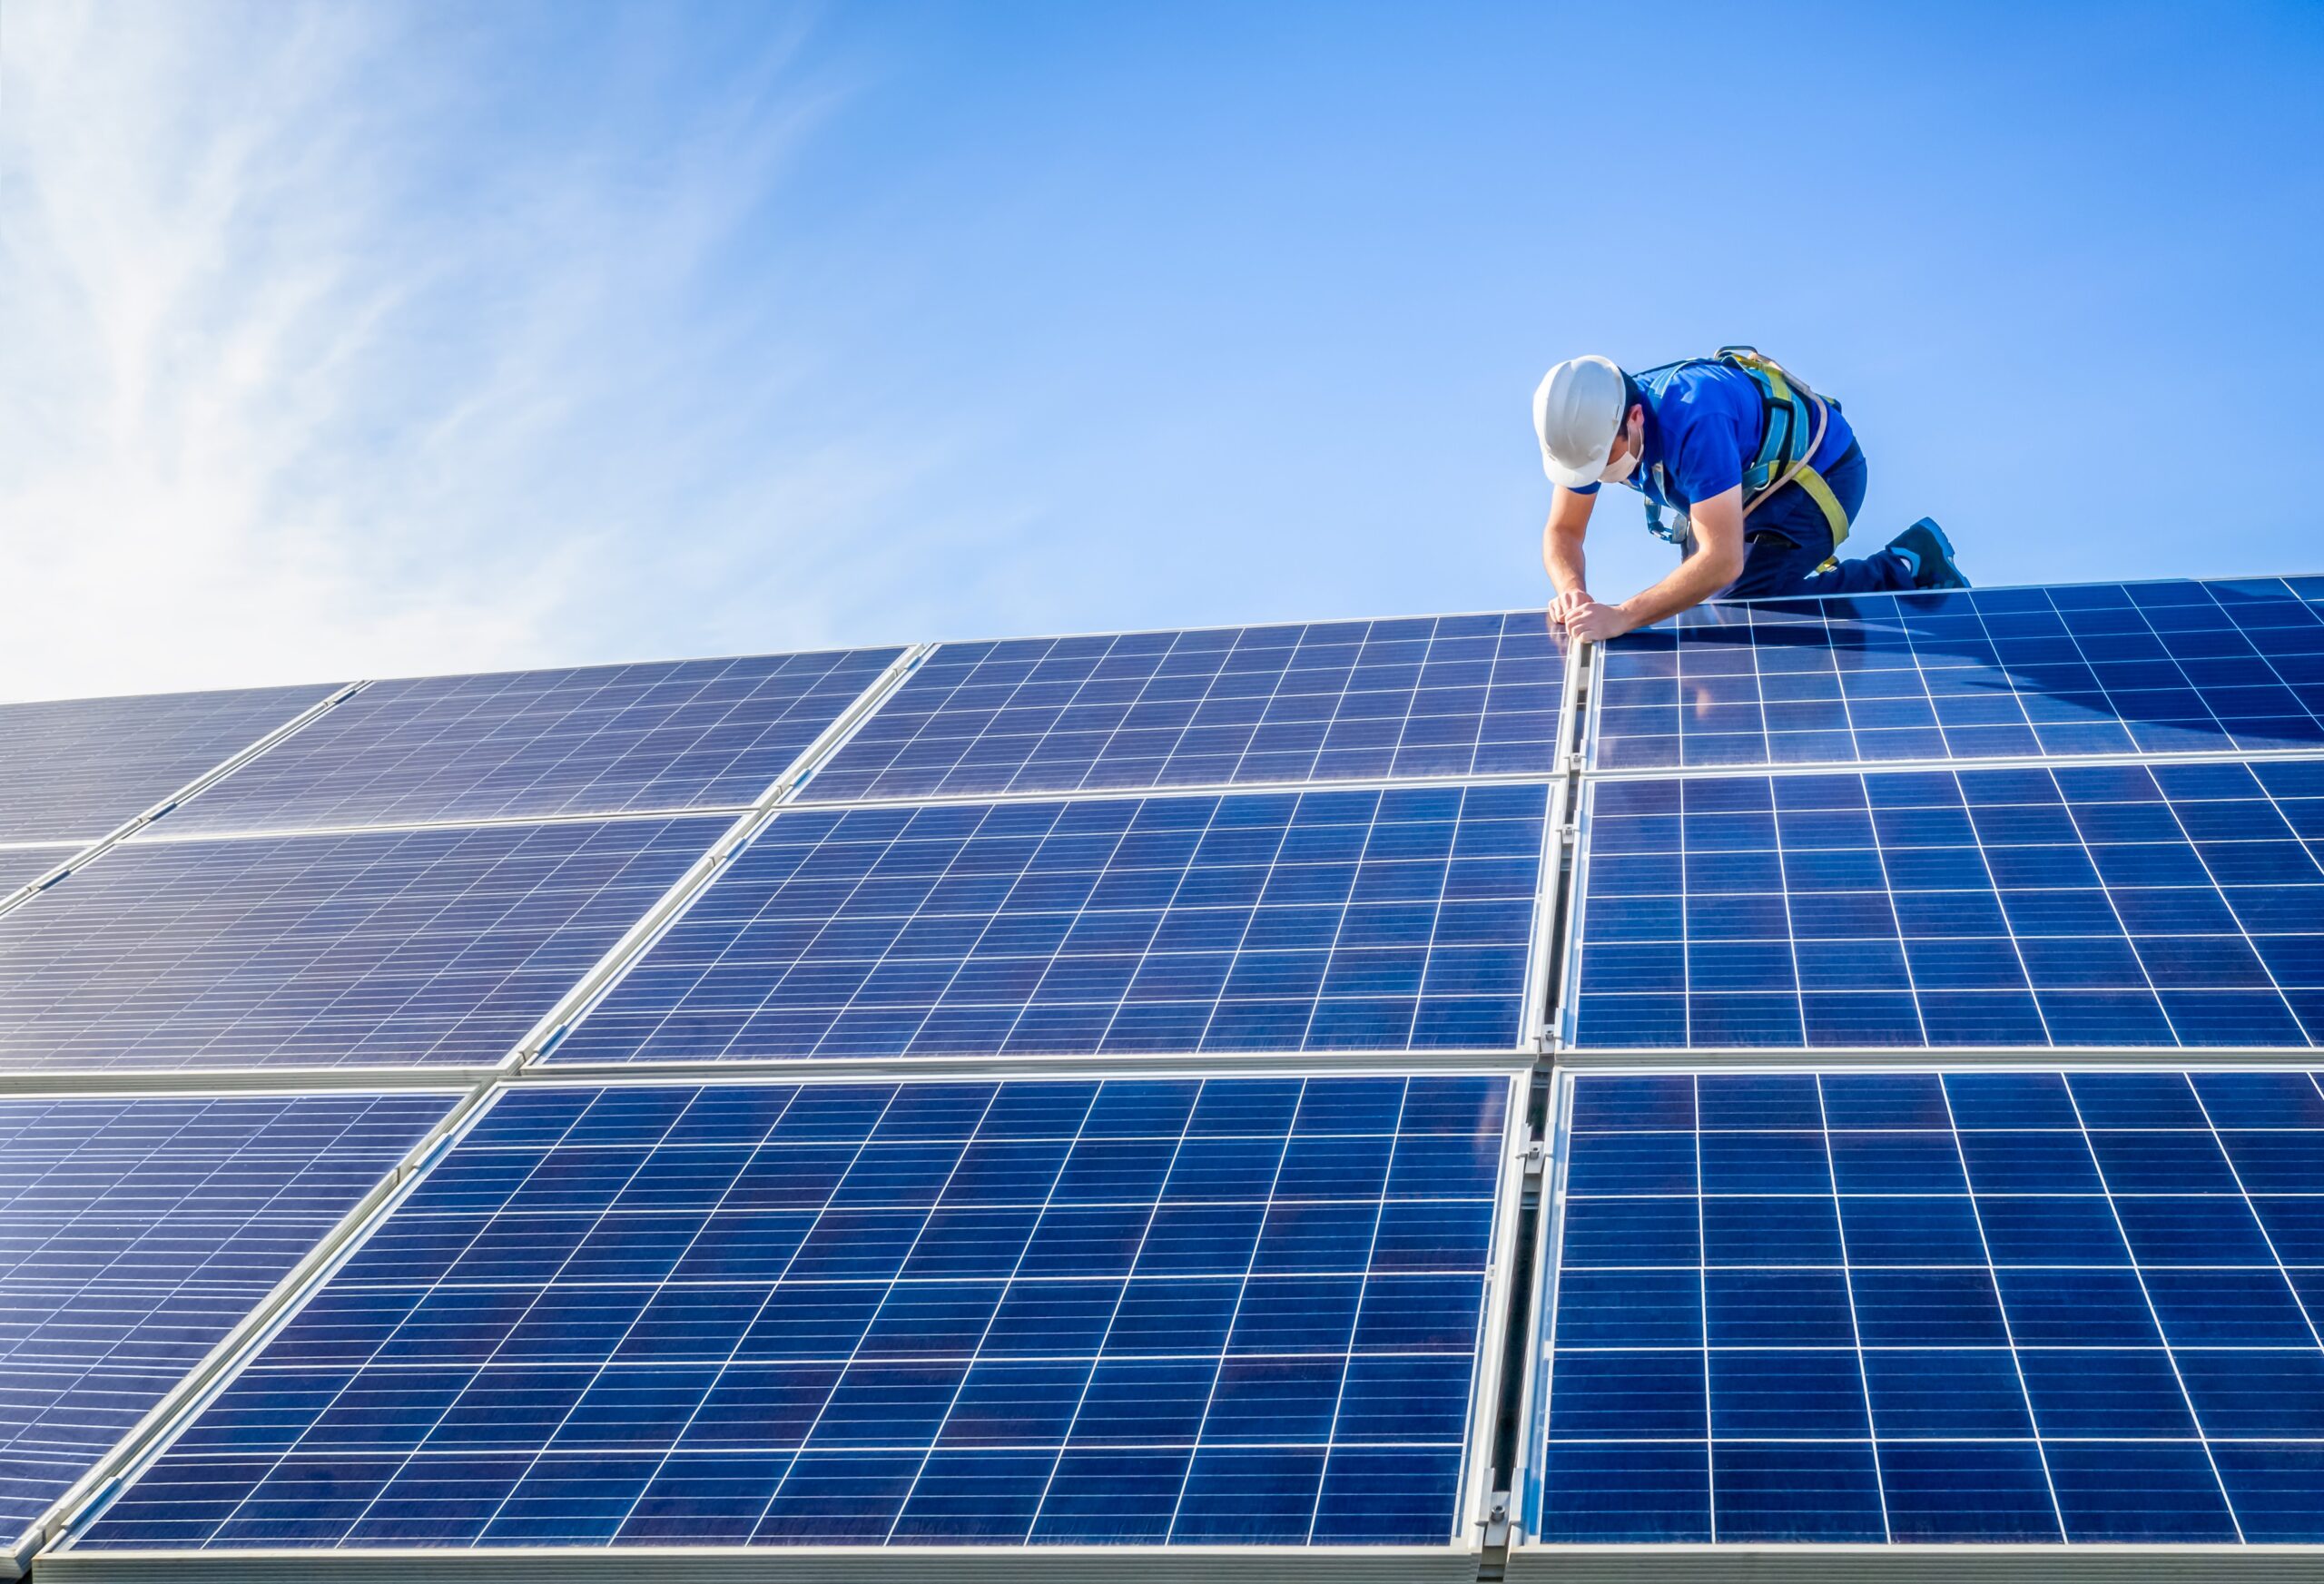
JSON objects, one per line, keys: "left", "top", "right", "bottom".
{"left": 1544, "top": 530, "right": 1587, "bottom": 595}
{"left": 1619, "top": 548, "right": 1741, "bottom": 628}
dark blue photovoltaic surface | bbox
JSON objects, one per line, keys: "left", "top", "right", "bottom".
{"left": 803, "top": 615, "right": 1563, "bottom": 802}
{"left": 551, "top": 785, "right": 1548, "bottom": 1064}
{"left": 1531, "top": 1068, "right": 2324, "bottom": 1547}
{"left": 1592, "top": 578, "right": 2324, "bottom": 771}
{"left": 0, "top": 817, "right": 724, "bottom": 1072}
{"left": 0, "top": 1092, "right": 452, "bottom": 1535}
{"left": 1570, "top": 760, "right": 2324, "bottom": 1049}
{"left": 80, "top": 1073, "right": 1512, "bottom": 1551}
{"left": 0, "top": 684, "right": 338, "bottom": 842}
{"left": 165, "top": 650, "right": 901, "bottom": 836}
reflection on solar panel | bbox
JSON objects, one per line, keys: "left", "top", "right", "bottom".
{"left": 0, "top": 1091, "right": 451, "bottom": 1537}
{"left": 553, "top": 785, "right": 1548, "bottom": 1065}
{"left": 79, "top": 1072, "right": 1512, "bottom": 1551}
{"left": 1569, "top": 760, "right": 2324, "bottom": 1049}
{"left": 0, "top": 818, "right": 724, "bottom": 1073}
{"left": 1532, "top": 1068, "right": 2324, "bottom": 1546}
{"left": 163, "top": 650, "right": 902, "bottom": 836}
{"left": 803, "top": 615, "right": 1563, "bottom": 802}
{"left": 1592, "top": 578, "right": 2324, "bottom": 771}
{"left": 0, "top": 685, "right": 337, "bottom": 843}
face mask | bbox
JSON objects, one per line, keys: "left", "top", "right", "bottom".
{"left": 1598, "top": 422, "right": 1640, "bottom": 483}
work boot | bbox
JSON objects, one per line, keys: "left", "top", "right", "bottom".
{"left": 1886, "top": 517, "right": 1969, "bottom": 589}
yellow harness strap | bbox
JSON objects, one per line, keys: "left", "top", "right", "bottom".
{"left": 1789, "top": 462, "right": 1852, "bottom": 551}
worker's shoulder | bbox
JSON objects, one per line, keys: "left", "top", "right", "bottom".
{"left": 1646, "top": 359, "right": 1758, "bottom": 418}
{"left": 1650, "top": 358, "right": 1754, "bottom": 396}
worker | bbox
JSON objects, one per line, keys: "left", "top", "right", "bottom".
{"left": 1533, "top": 349, "right": 1967, "bottom": 643}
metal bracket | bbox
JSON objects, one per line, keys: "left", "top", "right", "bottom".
{"left": 1478, "top": 1491, "right": 1513, "bottom": 1579}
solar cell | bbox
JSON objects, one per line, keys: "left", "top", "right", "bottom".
{"left": 0, "top": 817, "right": 724, "bottom": 1073}
{"left": 0, "top": 685, "right": 338, "bottom": 843}
{"left": 801, "top": 614, "right": 1564, "bottom": 802}
{"left": 0, "top": 1091, "right": 453, "bottom": 1540}
{"left": 75, "top": 1071, "right": 1515, "bottom": 1552}
{"left": 162, "top": 650, "right": 902, "bottom": 837}
{"left": 550, "top": 784, "right": 1549, "bottom": 1065}
{"left": 1529, "top": 1067, "right": 2324, "bottom": 1548}
{"left": 1568, "top": 759, "right": 2324, "bottom": 1050}
{"left": 1592, "top": 577, "right": 2324, "bottom": 771}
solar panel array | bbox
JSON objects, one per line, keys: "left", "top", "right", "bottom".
{"left": 0, "top": 619, "right": 1560, "bottom": 1577}
{"left": 804, "top": 614, "right": 1563, "bottom": 802}
{"left": 1533, "top": 1068, "right": 2324, "bottom": 1545}
{"left": 1511, "top": 576, "right": 2324, "bottom": 1571}
{"left": 1591, "top": 579, "right": 2324, "bottom": 772}
{"left": 162, "top": 650, "right": 902, "bottom": 837}
{"left": 552, "top": 784, "right": 1547, "bottom": 1066}
{"left": 0, "top": 817, "right": 725, "bottom": 1073}
{"left": 11, "top": 581, "right": 2324, "bottom": 1579}
{"left": 1570, "top": 759, "right": 2324, "bottom": 1050}
{"left": 0, "top": 684, "right": 338, "bottom": 842}
{"left": 79, "top": 1073, "right": 1512, "bottom": 1551}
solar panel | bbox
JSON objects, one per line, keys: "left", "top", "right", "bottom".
{"left": 549, "top": 784, "right": 1549, "bottom": 1065}
{"left": 0, "top": 685, "right": 339, "bottom": 843}
{"left": 1568, "top": 759, "right": 2324, "bottom": 1050}
{"left": 162, "top": 650, "right": 902, "bottom": 837}
{"left": 0, "top": 847, "right": 73, "bottom": 895}
{"left": 1530, "top": 1067, "right": 2324, "bottom": 1547}
{"left": 1591, "top": 578, "right": 2324, "bottom": 771}
{"left": 74, "top": 1071, "right": 1515, "bottom": 1553}
{"left": 800, "top": 614, "right": 1564, "bottom": 802}
{"left": 0, "top": 817, "right": 725, "bottom": 1074}
{"left": 0, "top": 1091, "right": 453, "bottom": 1539}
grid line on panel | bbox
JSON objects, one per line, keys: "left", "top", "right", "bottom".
{"left": 1305, "top": 1079, "right": 1410, "bottom": 1545}
{"left": 1930, "top": 1079, "right": 2066, "bottom": 1537}
{"left": 160, "top": 651, "right": 905, "bottom": 837}
{"left": 803, "top": 614, "right": 1565, "bottom": 803}
{"left": 74, "top": 1072, "right": 1513, "bottom": 1553}
{"left": 0, "top": 1092, "right": 453, "bottom": 1542}
{"left": 0, "top": 815, "right": 727, "bottom": 1075}
{"left": 1533, "top": 1067, "right": 2324, "bottom": 1549}
{"left": 1590, "top": 578, "right": 2324, "bottom": 772}
{"left": 507, "top": 1085, "right": 826, "bottom": 1530}
{"left": 1019, "top": 1077, "right": 1202, "bottom": 1539}
{"left": 1691, "top": 1077, "right": 1712, "bottom": 1543}
{"left": 1808, "top": 1078, "right": 1891, "bottom": 1542}
{"left": 2183, "top": 1084, "right": 2324, "bottom": 1357}
{"left": 0, "top": 685, "right": 344, "bottom": 846}
{"left": 736, "top": 1084, "right": 996, "bottom": 1540}
{"left": 1160, "top": 1078, "right": 1305, "bottom": 1543}
{"left": 882, "top": 1087, "right": 1088, "bottom": 1540}
{"left": 547, "top": 784, "right": 1550, "bottom": 1067}
{"left": 211, "top": 1077, "right": 675, "bottom": 1547}
{"left": 1567, "top": 758, "right": 2324, "bottom": 1051}
{"left": 2053, "top": 1079, "right": 2243, "bottom": 1541}
{"left": 1104, "top": 800, "right": 1234, "bottom": 1057}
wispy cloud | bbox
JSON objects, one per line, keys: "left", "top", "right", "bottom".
{"left": 0, "top": 0, "right": 944, "bottom": 701}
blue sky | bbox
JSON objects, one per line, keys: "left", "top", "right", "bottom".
{"left": 3, "top": 0, "right": 2319, "bottom": 698}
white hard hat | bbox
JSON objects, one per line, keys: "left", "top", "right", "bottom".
{"left": 1533, "top": 355, "right": 1628, "bottom": 489}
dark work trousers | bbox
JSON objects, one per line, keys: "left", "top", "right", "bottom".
{"left": 1709, "top": 443, "right": 1916, "bottom": 598}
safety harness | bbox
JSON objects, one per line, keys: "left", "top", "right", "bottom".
{"left": 1634, "top": 346, "right": 1850, "bottom": 557}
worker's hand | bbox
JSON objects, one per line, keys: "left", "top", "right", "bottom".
{"left": 1563, "top": 599, "right": 1638, "bottom": 644}
{"left": 1546, "top": 588, "right": 1593, "bottom": 627}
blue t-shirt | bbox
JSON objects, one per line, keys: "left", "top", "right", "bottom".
{"left": 1570, "top": 359, "right": 1855, "bottom": 517}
